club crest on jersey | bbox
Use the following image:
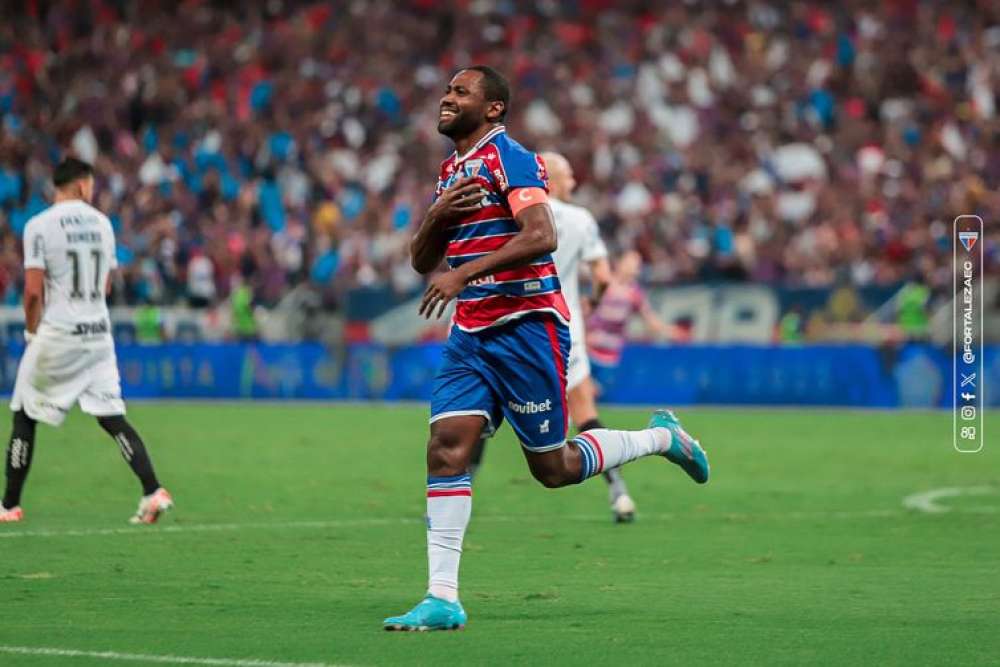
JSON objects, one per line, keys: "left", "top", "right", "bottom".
{"left": 959, "top": 231, "right": 978, "bottom": 252}
{"left": 463, "top": 159, "right": 484, "bottom": 178}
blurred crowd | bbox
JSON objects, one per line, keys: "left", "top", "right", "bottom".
{"left": 0, "top": 0, "right": 997, "bottom": 313}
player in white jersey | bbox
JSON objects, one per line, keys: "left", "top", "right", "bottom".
{"left": 468, "top": 152, "right": 637, "bottom": 522}
{"left": 0, "top": 158, "right": 173, "bottom": 525}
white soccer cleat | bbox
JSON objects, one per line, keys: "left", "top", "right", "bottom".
{"left": 129, "top": 488, "right": 173, "bottom": 525}
{"left": 612, "top": 494, "right": 636, "bottom": 523}
{"left": 0, "top": 504, "right": 24, "bottom": 523}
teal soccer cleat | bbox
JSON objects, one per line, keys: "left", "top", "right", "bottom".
{"left": 384, "top": 595, "right": 467, "bottom": 632}
{"left": 649, "top": 409, "right": 710, "bottom": 484}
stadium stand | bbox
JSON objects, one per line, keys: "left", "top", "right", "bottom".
{"left": 0, "top": 1, "right": 997, "bottom": 340}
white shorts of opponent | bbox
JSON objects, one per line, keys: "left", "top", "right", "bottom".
{"left": 10, "top": 329, "right": 125, "bottom": 426}
{"left": 566, "top": 337, "right": 592, "bottom": 392}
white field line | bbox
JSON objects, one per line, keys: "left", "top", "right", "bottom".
{"left": 2, "top": 503, "right": 996, "bottom": 540}
{"left": 902, "top": 486, "right": 998, "bottom": 513}
{"left": 0, "top": 645, "right": 348, "bottom": 667}
{"left": 0, "top": 518, "right": 416, "bottom": 539}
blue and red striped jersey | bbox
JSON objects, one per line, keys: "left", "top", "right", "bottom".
{"left": 434, "top": 126, "right": 570, "bottom": 332}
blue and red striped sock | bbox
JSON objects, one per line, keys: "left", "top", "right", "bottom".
{"left": 572, "top": 428, "right": 670, "bottom": 482}
{"left": 426, "top": 474, "right": 472, "bottom": 602}
{"left": 427, "top": 473, "right": 473, "bottom": 498}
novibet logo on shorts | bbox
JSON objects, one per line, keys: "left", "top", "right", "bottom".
{"left": 507, "top": 399, "right": 553, "bottom": 414}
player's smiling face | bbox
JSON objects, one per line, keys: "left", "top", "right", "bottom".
{"left": 438, "top": 70, "right": 492, "bottom": 140}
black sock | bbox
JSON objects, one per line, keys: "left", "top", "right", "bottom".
{"left": 4, "top": 410, "right": 37, "bottom": 508}
{"left": 97, "top": 416, "right": 161, "bottom": 496}
{"left": 578, "top": 418, "right": 604, "bottom": 433}
{"left": 468, "top": 437, "right": 487, "bottom": 480}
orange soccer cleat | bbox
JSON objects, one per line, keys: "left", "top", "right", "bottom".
{"left": 0, "top": 505, "right": 24, "bottom": 523}
{"left": 129, "top": 488, "right": 174, "bottom": 525}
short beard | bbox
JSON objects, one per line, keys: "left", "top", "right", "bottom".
{"left": 437, "top": 112, "right": 481, "bottom": 140}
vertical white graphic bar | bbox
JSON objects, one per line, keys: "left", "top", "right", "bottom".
{"left": 953, "top": 215, "right": 984, "bottom": 453}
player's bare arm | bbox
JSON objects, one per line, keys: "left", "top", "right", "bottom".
{"left": 23, "top": 268, "right": 44, "bottom": 335}
{"left": 410, "top": 177, "right": 483, "bottom": 274}
{"left": 418, "top": 201, "right": 557, "bottom": 318}
{"left": 639, "top": 299, "right": 678, "bottom": 340}
{"left": 589, "top": 257, "right": 612, "bottom": 306}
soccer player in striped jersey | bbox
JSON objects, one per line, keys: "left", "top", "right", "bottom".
{"left": 467, "top": 151, "right": 639, "bottom": 522}
{"left": 587, "top": 250, "right": 679, "bottom": 396}
{"left": 383, "top": 66, "right": 709, "bottom": 632}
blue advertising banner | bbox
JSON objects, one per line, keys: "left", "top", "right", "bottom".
{"left": 0, "top": 342, "right": 995, "bottom": 407}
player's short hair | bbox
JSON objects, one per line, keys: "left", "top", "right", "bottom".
{"left": 462, "top": 65, "right": 510, "bottom": 122}
{"left": 52, "top": 157, "right": 94, "bottom": 188}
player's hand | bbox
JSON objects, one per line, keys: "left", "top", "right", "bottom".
{"left": 419, "top": 269, "right": 469, "bottom": 319}
{"left": 429, "top": 177, "right": 484, "bottom": 225}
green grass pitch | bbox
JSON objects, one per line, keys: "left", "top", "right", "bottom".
{"left": 1, "top": 404, "right": 998, "bottom": 666}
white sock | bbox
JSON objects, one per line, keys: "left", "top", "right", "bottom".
{"left": 573, "top": 428, "right": 671, "bottom": 481}
{"left": 426, "top": 473, "right": 472, "bottom": 603}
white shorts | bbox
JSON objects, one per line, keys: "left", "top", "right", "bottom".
{"left": 10, "top": 332, "right": 125, "bottom": 426}
{"left": 566, "top": 337, "right": 591, "bottom": 392}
